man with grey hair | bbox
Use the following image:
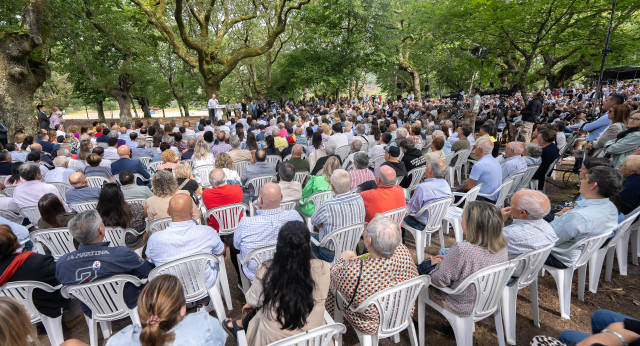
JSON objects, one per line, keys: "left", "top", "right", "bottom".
{"left": 202, "top": 168, "right": 243, "bottom": 229}
{"left": 403, "top": 159, "right": 452, "bottom": 239}
{"left": 342, "top": 139, "right": 362, "bottom": 170}
{"left": 349, "top": 152, "right": 375, "bottom": 190}
{"left": 457, "top": 138, "right": 502, "bottom": 202}
{"left": 227, "top": 135, "right": 252, "bottom": 163}
{"left": 501, "top": 141, "right": 527, "bottom": 180}
{"left": 44, "top": 156, "right": 74, "bottom": 183}
{"left": 354, "top": 123, "right": 371, "bottom": 150}
{"left": 394, "top": 127, "right": 408, "bottom": 146}
{"left": 13, "top": 161, "right": 65, "bottom": 209}
{"left": 180, "top": 138, "right": 197, "bottom": 160}
{"left": 56, "top": 210, "right": 154, "bottom": 317}
{"left": 524, "top": 143, "right": 543, "bottom": 166}
{"left": 282, "top": 144, "right": 310, "bottom": 173}
{"left": 359, "top": 165, "right": 406, "bottom": 222}
{"left": 58, "top": 148, "right": 85, "bottom": 172}
{"left": 500, "top": 189, "right": 557, "bottom": 261}
{"left": 278, "top": 163, "right": 302, "bottom": 202}
{"left": 0, "top": 149, "right": 12, "bottom": 175}
{"left": 311, "top": 169, "right": 365, "bottom": 262}
{"left": 132, "top": 138, "right": 154, "bottom": 158}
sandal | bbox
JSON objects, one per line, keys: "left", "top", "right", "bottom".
{"left": 221, "top": 318, "right": 242, "bottom": 341}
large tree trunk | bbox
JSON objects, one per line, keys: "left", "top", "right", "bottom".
{"left": 398, "top": 50, "right": 421, "bottom": 99}
{"left": 0, "top": 0, "right": 48, "bottom": 139}
{"left": 137, "top": 95, "right": 152, "bottom": 118}
{"left": 105, "top": 75, "right": 134, "bottom": 124}
{"left": 96, "top": 100, "right": 105, "bottom": 122}
{"left": 183, "top": 104, "right": 190, "bottom": 118}
{"left": 204, "top": 79, "right": 221, "bottom": 101}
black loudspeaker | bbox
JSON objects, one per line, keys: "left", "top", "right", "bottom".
{"left": 490, "top": 82, "right": 494, "bottom": 88}
{"left": 397, "top": 82, "right": 407, "bottom": 90}
{"left": 425, "top": 84, "right": 430, "bottom": 92}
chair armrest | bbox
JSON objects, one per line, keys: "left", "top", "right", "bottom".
{"left": 236, "top": 330, "right": 249, "bottom": 346}
{"left": 310, "top": 235, "right": 321, "bottom": 246}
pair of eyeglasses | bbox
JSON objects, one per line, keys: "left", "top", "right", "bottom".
{"left": 629, "top": 117, "right": 640, "bottom": 121}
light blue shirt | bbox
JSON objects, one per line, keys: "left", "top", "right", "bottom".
{"left": 584, "top": 113, "right": 612, "bottom": 142}
{"left": 501, "top": 156, "right": 527, "bottom": 180}
{"left": 106, "top": 311, "right": 226, "bottom": 346}
{"left": 0, "top": 216, "right": 30, "bottom": 244}
{"left": 442, "top": 140, "right": 452, "bottom": 154}
{"left": 550, "top": 198, "right": 618, "bottom": 267}
{"left": 408, "top": 178, "right": 452, "bottom": 224}
{"left": 468, "top": 154, "right": 502, "bottom": 201}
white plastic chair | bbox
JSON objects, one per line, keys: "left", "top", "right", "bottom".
{"left": 587, "top": 207, "right": 640, "bottom": 294}
{"left": 336, "top": 276, "right": 429, "bottom": 346}
{"left": 61, "top": 275, "right": 143, "bottom": 346}
{"left": 628, "top": 214, "right": 640, "bottom": 266}
{"left": 403, "top": 197, "right": 453, "bottom": 262}
{"left": 148, "top": 253, "right": 227, "bottom": 320}
{"left": 294, "top": 171, "right": 311, "bottom": 186}
{"left": 137, "top": 156, "right": 152, "bottom": 166}
{"left": 476, "top": 178, "right": 515, "bottom": 209}
{"left": 369, "top": 155, "right": 385, "bottom": 171}
{"left": 335, "top": 145, "right": 351, "bottom": 161}
{"left": 501, "top": 244, "right": 555, "bottom": 345}
{"left": 531, "top": 155, "right": 562, "bottom": 193}
{"left": 85, "top": 176, "right": 110, "bottom": 188}
{"left": 125, "top": 198, "right": 146, "bottom": 207}
{"left": 30, "top": 227, "right": 76, "bottom": 260}
{"left": 204, "top": 203, "right": 248, "bottom": 236}
{"left": 280, "top": 200, "right": 299, "bottom": 211}
{"left": 0, "top": 281, "right": 65, "bottom": 346}
{"left": 69, "top": 201, "right": 99, "bottom": 213}
{"left": 237, "top": 320, "right": 346, "bottom": 346}
{"left": 144, "top": 216, "right": 201, "bottom": 234}
{"left": 0, "top": 209, "right": 23, "bottom": 224}
{"left": 311, "top": 223, "right": 366, "bottom": 266}
{"left": 441, "top": 184, "right": 482, "bottom": 245}
{"left": 503, "top": 171, "right": 526, "bottom": 203}
{"left": 418, "top": 261, "right": 518, "bottom": 346}
{"left": 300, "top": 190, "right": 334, "bottom": 231}
{"left": 403, "top": 166, "right": 427, "bottom": 199}
{"left": 49, "top": 182, "right": 73, "bottom": 202}
{"left": 193, "top": 164, "right": 215, "bottom": 187}
{"left": 447, "top": 149, "right": 471, "bottom": 187}
{"left": 543, "top": 232, "right": 611, "bottom": 319}
{"left": 519, "top": 165, "right": 539, "bottom": 191}
{"left": 246, "top": 175, "right": 277, "bottom": 213}
{"left": 238, "top": 245, "right": 277, "bottom": 294}
{"left": 379, "top": 206, "right": 410, "bottom": 228}
{"left": 266, "top": 155, "right": 282, "bottom": 165}
{"left": 20, "top": 206, "right": 42, "bottom": 228}
{"left": 2, "top": 185, "right": 16, "bottom": 197}
{"left": 233, "top": 160, "right": 251, "bottom": 177}
{"left": 146, "top": 161, "right": 162, "bottom": 174}
{"left": 103, "top": 227, "right": 144, "bottom": 256}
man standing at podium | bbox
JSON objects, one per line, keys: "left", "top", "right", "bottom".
{"left": 208, "top": 93, "right": 219, "bottom": 124}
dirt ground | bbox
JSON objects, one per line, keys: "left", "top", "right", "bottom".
{"left": 37, "top": 163, "right": 639, "bottom": 346}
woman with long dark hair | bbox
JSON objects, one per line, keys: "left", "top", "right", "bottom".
{"left": 263, "top": 135, "right": 279, "bottom": 156}
{"left": 37, "top": 193, "right": 75, "bottom": 229}
{"left": 245, "top": 132, "right": 259, "bottom": 163}
{"left": 223, "top": 220, "right": 329, "bottom": 345}
{"left": 4, "top": 162, "right": 24, "bottom": 186}
{"left": 97, "top": 183, "right": 146, "bottom": 248}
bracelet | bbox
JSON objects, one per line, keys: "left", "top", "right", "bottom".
{"left": 602, "top": 328, "right": 629, "bottom": 346}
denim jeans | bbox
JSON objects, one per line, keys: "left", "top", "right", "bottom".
{"left": 558, "top": 309, "right": 636, "bottom": 344}
{"left": 310, "top": 233, "right": 335, "bottom": 262}
{"left": 544, "top": 253, "right": 568, "bottom": 269}
{"left": 402, "top": 215, "right": 425, "bottom": 242}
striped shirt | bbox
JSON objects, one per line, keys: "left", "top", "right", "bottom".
{"left": 349, "top": 169, "right": 375, "bottom": 189}
{"left": 234, "top": 208, "right": 303, "bottom": 280}
{"left": 311, "top": 192, "right": 365, "bottom": 241}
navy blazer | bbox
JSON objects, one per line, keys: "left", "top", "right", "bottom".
{"left": 110, "top": 158, "right": 150, "bottom": 185}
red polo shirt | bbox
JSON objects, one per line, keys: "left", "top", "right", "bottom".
{"left": 359, "top": 185, "right": 406, "bottom": 223}
{"left": 202, "top": 184, "right": 243, "bottom": 230}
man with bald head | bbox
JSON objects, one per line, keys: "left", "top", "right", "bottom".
{"left": 501, "top": 141, "right": 527, "bottom": 180}
{"left": 65, "top": 172, "right": 102, "bottom": 204}
{"left": 30, "top": 142, "right": 54, "bottom": 167}
{"left": 110, "top": 144, "right": 150, "bottom": 185}
{"left": 500, "top": 189, "right": 557, "bottom": 260}
{"left": 281, "top": 144, "right": 310, "bottom": 173}
{"left": 233, "top": 182, "right": 303, "bottom": 280}
{"left": 359, "top": 165, "right": 406, "bottom": 223}
{"left": 202, "top": 168, "right": 243, "bottom": 230}
{"left": 146, "top": 194, "right": 225, "bottom": 289}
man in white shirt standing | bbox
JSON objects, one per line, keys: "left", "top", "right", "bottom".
{"left": 207, "top": 93, "right": 219, "bottom": 124}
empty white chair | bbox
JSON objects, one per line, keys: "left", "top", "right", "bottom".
{"left": 588, "top": 207, "right": 640, "bottom": 294}
{"left": 20, "top": 206, "right": 42, "bottom": 228}
{"left": 476, "top": 178, "right": 515, "bottom": 209}
{"left": 403, "top": 166, "right": 427, "bottom": 199}
{"left": 69, "top": 201, "right": 99, "bottom": 213}
{"left": 49, "top": 182, "right": 73, "bottom": 202}
{"left": 29, "top": 228, "right": 76, "bottom": 260}
{"left": 148, "top": 253, "right": 227, "bottom": 320}
{"left": 266, "top": 155, "right": 282, "bottom": 165}
{"left": 310, "top": 223, "right": 366, "bottom": 266}
{"left": 501, "top": 243, "right": 555, "bottom": 345}
{"left": 441, "top": 184, "right": 482, "bottom": 248}
{"left": 403, "top": 197, "right": 454, "bottom": 262}
{"left": 85, "top": 176, "right": 110, "bottom": 188}
{"left": 447, "top": 149, "right": 471, "bottom": 187}
{"left": 293, "top": 171, "right": 310, "bottom": 186}
{"left": 379, "top": 206, "right": 410, "bottom": 228}
{"left": 369, "top": 155, "right": 385, "bottom": 171}
{"left": 234, "top": 160, "right": 251, "bottom": 177}
{"left": 336, "top": 276, "right": 429, "bottom": 346}
{"left": 61, "top": 274, "right": 143, "bottom": 346}
{"left": 335, "top": 145, "right": 351, "bottom": 161}
{"left": 0, "top": 281, "right": 65, "bottom": 346}
{"left": 543, "top": 232, "right": 611, "bottom": 319}
{"left": 103, "top": 226, "right": 144, "bottom": 253}
{"left": 246, "top": 175, "right": 277, "bottom": 214}
{"left": 193, "top": 164, "right": 215, "bottom": 187}
{"left": 299, "top": 190, "right": 334, "bottom": 231}
{"left": 418, "top": 261, "right": 518, "bottom": 346}
{"left": 0, "top": 209, "right": 23, "bottom": 224}
{"left": 238, "top": 245, "right": 277, "bottom": 294}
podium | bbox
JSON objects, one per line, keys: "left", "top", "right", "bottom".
{"left": 214, "top": 105, "right": 225, "bottom": 121}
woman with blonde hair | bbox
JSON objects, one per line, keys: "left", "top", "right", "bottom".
{"left": 191, "top": 139, "right": 215, "bottom": 169}
{"left": 588, "top": 104, "right": 630, "bottom": 157}
{"left": 214, "top": 152, "right": 241, "bottom": 183}
{"left": 157, "top": 150, "right": 178, "bottom": 171}
{"left": 106, "top": 275, "right": 226, "bottom": 346}
{"left": 145, "top": 170, "right": 201, "bottom": 222}
{"left": 417, "top": 201, "right": 507, "bottom": 317}
{"left": 299, "top": 156, "right": 340, "bottom": 217}
{"left": 174, "top": 162, "right": 202, "bottom": 197}
{"left": 0, "top": 297, "right": 39, "bottom": 346}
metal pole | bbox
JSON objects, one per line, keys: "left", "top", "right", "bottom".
{"left": 593, "top": 0, "right": 617, "bottom": 116}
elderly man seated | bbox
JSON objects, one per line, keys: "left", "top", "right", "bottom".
{"left": 234, "top": 183, "right": 303, "bottom": 281}
{"left": 402, "top": 159, "right": 452, "bottom": 239}
{"left": 146, "top": 194, "right": 225, "bottom": 293}
{"left": 227, "top": 135, "right": 253, "bottom": 163}
{"left": 545, "top": 166, "right": 624, "bottom": 268}
{"left": 500, "top": 189, "right": 557, "bottom": 260}
{"left": 66, "top": 172, "right": 102, "bottom": 204}
{"left": 13, "top": 162, "right": 65, "bottom": 209}
{"left": 278, "top": 163, "right": 302, "bottom": 202}
{"left": 55, "top": 210, "right": 154, "bottom": 317}
{"left": 311, "top": 169, "right": 365, "bottom": 262}
{"left": 501, "top": 142, "right": 527, "bottom": 180}
{"left": 282, "top": 144, "right": 310, "bottom": 173}
{"left": 359, "top": 165, "right": 406, "bottom": 223}
{"left": 456, "top": 139, "right": 502, "bottom": 202}
{"left": 341, "top": 140, "right": 362, "bottom": 171}
{"left": 202, "top": 168, "right": 243, "bottom": 230}
{"left": 241, "top": 149, "right": 276, "bottom": 203}
{"left": 524, "top": 143, "right": 543, "bottom": 166}
{"left": 111, "top": 145, "right": 150, "bottom": 184}
{"left": 44, "top": 156, "right": 75, "bottom": 184}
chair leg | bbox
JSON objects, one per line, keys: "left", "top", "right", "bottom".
{"left": 531, "top": 279, "right": 541, "bottom": 328}
{"left": 452, "top": 219, "right": 463, "bottom": 243}
{"left": 392, "top": 333, "right": 400, "bottom": 343}
{"left": 548, "top": 268, "right": 574, "bottom": 319}
{"left": 577, "top": 265, "right": 587, "bottom": 301}
{"left": 415, "top": 230, "right": 425, "bottom": 263}
{"left": 418, "top": 296, "right": 426, "bottom": 346}
{"left": 604, "top": 247, "right": 617, "bottom": 282}
{"left": 129, "top": 308, "right": 141, "bottom": 325}
{"left": 450, "top": 316, "right": 474, "bottom": 346}
{"left": 588, "top": 250, "right": 607, "bottom": 294}
{"left": 217, "top": 256, "right": 233, "bottom": 310}
{"left": 438, "top": 224, "right": 446, "bottom": 250}
{"left": 208, "top": 286, "right": 227, "bottom": 321}
{"left": 631, "top": 229, "right": 639, "bottom": 266}
{"left": 85, "top": 316, "right": 98, "bottom": 346}
{"left": 494, "top": 309, "right": 506, "bottom": 346}
{"left": 408, "top": 322, "right": 419, "bottom": 346}
{"left": 99, "top": 321, "right": 112, "bottom": 339}
{"left": 501, "top": 285, "right": 518, "bottom": 345}
{"left": 41, "top": 316, "right": 64, "bottom": 346}
{"left": 616, "top": 233, "right": 631, "bottom": 276}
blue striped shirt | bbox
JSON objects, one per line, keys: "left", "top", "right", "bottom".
{"left": 311, "top": 192, "right": 365, "bottom": 240}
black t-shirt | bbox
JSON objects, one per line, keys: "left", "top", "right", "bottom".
{"left": 381, "top": 161, "right": 407, "bottom": 179}
{"left": 176, "top": 178, "right": 200, "bottom": 195}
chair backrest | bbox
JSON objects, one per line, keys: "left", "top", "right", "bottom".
{"left": 518, "top": 165, "right": 540, "bottom": 191}
{"left": 49, "top": 182, "right": 73, "bottom": 201}
{"left": 242, "top": 245, "right": 277, "bottom": 274}
{"left": 320, "top": 223, "right": 366, "bottom": 264}
{"left": 146, "top": 161, "right": 162, "bottom": 174}
{"left": 2, "top": 186, "right": 15, "bottom": 197}
{"left": 0, "top": 209, "right": 23, "bottom": 224}
{"left": 352, "top": 276, "right": 430, "bottom": 337}
{"left": 307, "top": 190, "right": 334, "bottom": 210}
{"left": 415, "top": 197, "right": 454, "bottom": 232}
{"left": 233, "top": 160, "right": 251, "bottom": 177}
{"left": 602, "top": 207, "right": 640, "bottom": 251}
{"left": 369, "top": 155, "right": 385, "bottom": 171}
{"left": 125, "top": 198, "right": 146, "bottom": 207}
{"left": 86, "top": 176, "right": 109, "bottom": 188}
{"left": 280, "top": 200, "right": 299, "bottom": 211}
{"left": 70, "top": 201, "right": 99, "bottom": 213}
{"left": 379, "top": 206, "right": 410, "bottom": 228}
{"left": 459, "top": 261, "right": 519, "bottom": 320}
{"left": 266, "top": 155, "right": 282, "bottom": 165}
{"left": 267, "top": 323, "right": 347, "bottom": 346}
{"left": 246, "top": 175, "right": 277, "bottom": 198}
{"left": 512, "top": 243, "right": 555, "bottom": 289}
{"left": 0, "top": 281, "right": 59, "bottom": 324}
{"left": 544, "top": 155, "right": 562, "bottom": 176}
{"left": 452, "top": 149, "right": 471, "bottom": 169}
{"left": 293, "top": 171, "right": 310, "bottom": 186}
{"left": 145, "top": 138, "right": 153, "bottom": 149}
{"left": 146, "top": 217, "right": 172, "bottom": 234}
{"left": 204, "top": 203, "right": 248, "bottom": 236}
{"left": 443, "top": 151, "right": 456, "bottom": 166}
{"left": 148, "top": 253, "right": 219, "bottom": 303}
{"left": 193, "top": 164, "right": 215, "bottom": 187}
{"left": 405, "top": 166, "right": 427, "bottom": 192}
{"left": 563, "top": 232, "right": 611, "bottom": 270}
{"left": 335, "top": 145, "right": 351, "bottom": 161}
{"left": 19, "top": 206, "right": 41, "bottom": 227}
{"left": 138, "top": 156, "right": 152, "bottom": 166}
{"left": 491, "top": 179, "right": 515, "bottom": 209}
{"left": 96, "top": 142, "right": 108, "bottom": 149}
{"left": 103, "top": 227, "right": 135, "bottom": 248}
{"left": 504, "top": 171, "right": 526, "bottom": 200}
{"left": 61, "top": 274, "right": 143, "bottom": 321}
{"left": 29, "top": 228, "right": 76, "bottom": 260}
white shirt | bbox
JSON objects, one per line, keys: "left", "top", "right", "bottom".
{"left": 103, "top": 147, "right": 119, "bottom": 161}
{"left": 0, "top": 196, "right": 20, "bottom": 213}
{"left": 44, "top": 167, "right": 74, "bottom": 184}
{"left": 13, "top": 180, "right": 64, "bottom": 209}
{"left": 207, "top": 98, "right": 219, "bottom": 109}
{"left": 328, "top": 133, "right": 348, "bottom": 149}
